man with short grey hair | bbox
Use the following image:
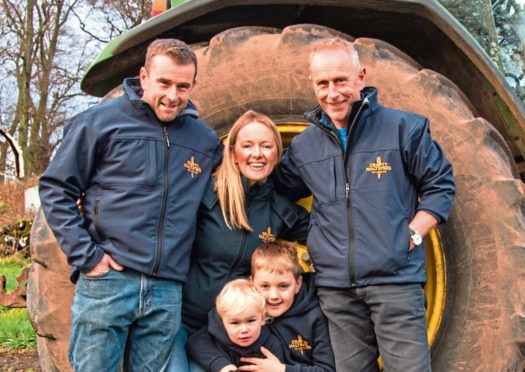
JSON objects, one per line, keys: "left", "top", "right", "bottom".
{"left": 272, "top": 37, "right": 455, "bottom": 371}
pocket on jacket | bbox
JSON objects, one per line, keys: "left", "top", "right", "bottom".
{"left": 93, "top": 199, "right": 104, "bottom": 241}
{"left": 299, "top": 156, "right": 338, "bottom": 204}
{"left": 98, "top": 138, "right": 158, "bottom": 188}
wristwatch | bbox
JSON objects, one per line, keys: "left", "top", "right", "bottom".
{"left": 409, "top": 228, "right": 423, "bottom": 246}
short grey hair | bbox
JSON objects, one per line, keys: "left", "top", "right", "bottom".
{"left": 309, "top": 37, "right": 361, "bottom": 73}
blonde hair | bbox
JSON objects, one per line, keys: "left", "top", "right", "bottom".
{"left": 214, "top": 110, "right": 283, "bottom": 231}
{"left": 216, "top": 279, "right": 266, "bottom": 319}
{"left": 251, "top": 241, "right": 303, "bottom": 280}
{"left": 309, "top": 37, "right": 361, "bottom": 74}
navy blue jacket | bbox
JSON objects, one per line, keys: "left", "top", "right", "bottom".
{"left": 272, "top": 87, "right": 455, "bottom": 288}
{"left": 185, "top": 274, "right": 334, "bottom": 371}
{"left": 182, "top": 178, "right": 310, "bottom": 331}
{"left": 39, "top": 78, "right": 223, "bottom": 282}
{"left": 268, "top": 273, "right": 335, "bottom": 372}
{"left": 187, "top": 309, "right": 285, "bottom": 372}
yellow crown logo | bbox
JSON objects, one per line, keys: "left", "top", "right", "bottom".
{"left": 258, "top": 227, "right": 276, "bottom": 243}
{"left": 289, "top": 335, "right": 312, "bottom": 355}
{"left": 184, "top": 156, "right": 202, "bottom": 178}
{"left": 366, "top": 156, "right": 391, "bottom": 179}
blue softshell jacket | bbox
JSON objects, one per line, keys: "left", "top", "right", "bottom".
{"left": 39, "top": 78, "right": 223, "bottom": 282}
{"left": 267, "top": 272, "right": 335, "bottom": 372}
{"left": 272, "top": 87, "right": 455, "bottom": 288}
{"left": 186, "top": 309, "right": 285, "bottom": 372}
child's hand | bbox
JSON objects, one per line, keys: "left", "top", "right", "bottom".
{"left": 219, "top": 364, "right": 238, "bottom": 372}
{"left": 238, "top": 347, "right": 286, "bottom": 372}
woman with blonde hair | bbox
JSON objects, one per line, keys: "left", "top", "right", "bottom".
{"left": 167, "top": 110, "right": 309, "bottom": 372}
{"left": 214, "top": 110, "right": 283, "bottom": 231}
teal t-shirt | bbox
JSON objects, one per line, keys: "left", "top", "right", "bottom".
{"left": 337, "top": 128, "right": 348, "bottom": 150}
{"left": 320, "top": 111, "right": 348, "bottom": 150}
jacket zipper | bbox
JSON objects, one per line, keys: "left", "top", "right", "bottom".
{"left": 153, "top": 124, "right": 170, "bottom": 275}
{"left": 225, "top": 230, "right": 249, "bottom": 281}
{"left": 345, "top": 98, "right": 368, "bottom": 286}
{"left": 326, "top": 129, "right": 356, "bottom": 286}
{"left": 225, "top": 192, "right": 252, "bottom": 281}
{"left": 312, "top": 97, "right": 369, "bottom": 286}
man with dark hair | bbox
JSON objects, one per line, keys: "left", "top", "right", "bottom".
{"left": 39, "top": 38, "right": 222, "bottom": 371}
{"left": 143, "top": 38, "right": 198, "bottom": 76}
{"left": 272, "top": 37, "right": 455, "bottom": 372}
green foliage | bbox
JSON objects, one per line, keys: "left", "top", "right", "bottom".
{"left": 0, "top": 255, "right": 30, "bottom": 268}
{"left": 0, "top": 264, "right": 22, "bottom": 292}
{"left": 0, "top": 256, "right": 30, "bottom": 292}
{"left": 0, "top": 259, "right": 36, "bottom": 350}
{"left": 0, "top": 307, "right": 36, "bottom": 350}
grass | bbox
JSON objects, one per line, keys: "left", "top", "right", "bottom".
{"left": 0, "top": 308, "right": 36, "bottom": 350}
{"left": 0, "top": 256, "right": 36, "bottom": 350}
{"left": 0, "top": 255, "right": 30, "bottom": 291}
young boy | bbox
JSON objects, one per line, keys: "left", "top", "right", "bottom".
{"left": 243, "top": 241, "right": 335, "bottom": 372}
{"left": 186, "top": 278, "right": 285, "bottom": 372}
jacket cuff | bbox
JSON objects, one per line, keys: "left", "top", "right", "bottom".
{"left": 417, "top": 208, "right": 443, "bottom": 225}
{"left": 76, "top": 246, "right": 105, "bottom": 274}
{"left": 209, "top": 356, "right": 234, "bottom": 372}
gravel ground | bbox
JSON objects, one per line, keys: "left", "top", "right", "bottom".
{"left": 0, "top": 349, "right": 41, "bottom": 371}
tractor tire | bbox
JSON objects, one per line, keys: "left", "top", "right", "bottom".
{"left": 27, "top": 24, "right": 525, "bottom": 371}
{"left": 190, "top": 25, "right": 525, "bottom": 371}
{"left": 27, "top": 208, "right": 74, "bottom": 372}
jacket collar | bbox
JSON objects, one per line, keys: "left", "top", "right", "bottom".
{"left": 242, "top": 176, "right": 273, "bottom": 200}
{"left": 304, "top": 86, "right": 378, "bottom": 130}
{"left": 278, "top": 272, "right": 318, "bottom": 318}
{"left": 122, "top": 78, "right": 199, "bottom": 120}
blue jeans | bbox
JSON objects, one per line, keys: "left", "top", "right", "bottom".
{"left": 69, "top": 268, "right": 182, "bottom": 372}
{"left": 163, "top": 323, "right": 206, "bottom": 372}
{"left": 317, "top": 283, "right": 430, "bottom": 372}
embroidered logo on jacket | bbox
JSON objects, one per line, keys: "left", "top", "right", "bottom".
{"left": 184, "top": 156, "right": 202, "bottom": 178}
{"left": 258, "top": 227, "right": 276, "bottom": 243}
{"left": 366, "top": 156, "right": 391, "bottom": 179}
{"left": 289, "top": 335, "right": 312, "bottom": 355}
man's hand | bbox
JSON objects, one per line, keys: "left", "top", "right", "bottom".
{"left": 76, "top": 194, "right": 85, "bottom": 217}
{"left": 85, "top": 253, "right": 123, "bottom": 276}
{"left": 239, "top": 347, "right": 285, "bottom": 372}
{"left": 408, "top": 210, "right": 438, "bottom": 251}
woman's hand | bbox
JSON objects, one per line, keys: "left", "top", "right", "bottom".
{"left": 238, "top": 347, "right": 286, "bottom": 372}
